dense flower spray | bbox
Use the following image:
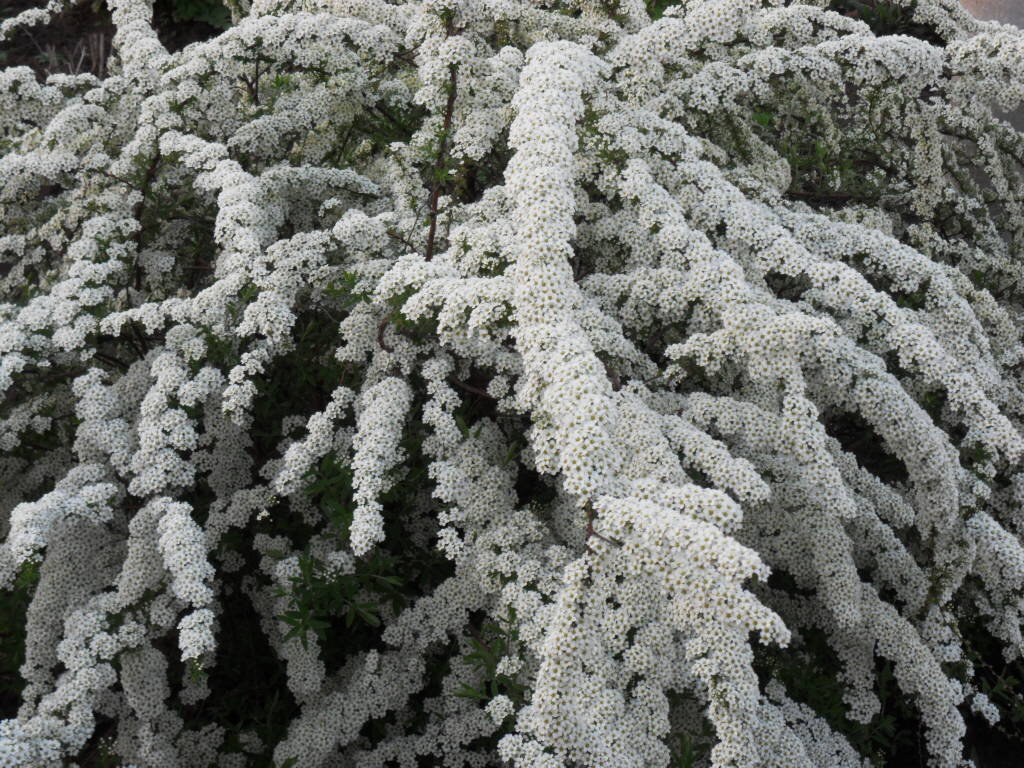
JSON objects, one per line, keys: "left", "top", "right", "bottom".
{"left": 1, "top": 0, "right": 1023, "bottom": 766}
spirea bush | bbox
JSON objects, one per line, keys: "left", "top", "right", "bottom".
{"left": 1, "top": 0, "right": 1024, "bottom": 765}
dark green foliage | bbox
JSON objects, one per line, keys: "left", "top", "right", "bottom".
{"left": 747, "top": 97, "right": 895, "bottom": 211}
{"left": 165, "top": 0, "right": 231, "bottom": 30}
{"left": 454, "top": 606, "right": 526, "bottom": 711}
{"left": 667, "top": 723, "right": 714, "bottom": 768}
{"left": 181, "top": 568, "right": 300, "bottom": 768}
{"left": 0, "top": 563, "right": 37, "bottom": 718}
{"left": 827, "top": 0, "right": 945, "bottom": 43}
{"left": 959, "top": 605, "right": 1024, "bottom": 764}
{"left": 274, "top": 550, "right": 405, "bottom": 649}
{"left": 822, "top": 409, "right": 910, "bottom": 485}
{"left": 754, "top": 621, "right": 925, "bottom": 768}
{"left": 645, "top": 0, "right": 678, "bottom": 21}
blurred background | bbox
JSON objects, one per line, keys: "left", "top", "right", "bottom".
{"left": 0, "top": 1, "right": 1021, "bottom": 80}
{"left": 962, "top": 0, "right": 1024, "bottom": 27}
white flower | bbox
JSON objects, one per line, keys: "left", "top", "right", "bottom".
{"left": 486, "top": 694, "right": 515, "bottom": 725}
{"left": 2, "top": 1, "right": 1023, "bottom": 765}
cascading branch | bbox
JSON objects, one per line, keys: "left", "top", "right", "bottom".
{"left": 1, "top": 0, "right": 1023, "bottom": 765}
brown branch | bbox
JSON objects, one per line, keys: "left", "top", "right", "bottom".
{"left": 602, "top": 359, "right": 621, "bottom": 392}
{"left": 127, "top": 320, "right": 150, "bottom": 357}
{"left": 584, "top": 502, "right": 623, "bottom": 554}
{"left": 93, "top": 351, "right": 128, "bottom": 371}
{"left": 394, "top": 44, "right": 422, "bottom": 65}
{"left": 377, "top": 316, "right": 393, "bottom": 352}
{"left": 238, "top": 57, "right": 263, "bottom": 106}
{"left": 448, "top": 375, "right": 494, "bottom": 401}
{"left": 132, "top": 150, "right": 162, "bottom": 292}
{"left": 386, "top": 228, "right": 417, "bottom": 252}
{"left": 425, "top": 62, "right": 459, "bottom": 261}
{"left": 100, "top": 170, "right": 133, "bottom": 186}
{"left": 571, "top": 252, "right": 584, "bottom": 282}
{"left": 370, "top": 103, "right": 404, "bottom": 129}
{"left": 468, "top": 625, "right": 495, "bottom": 657}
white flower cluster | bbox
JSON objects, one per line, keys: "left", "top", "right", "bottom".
{"left": 1, "top": 0, "right": 1023, "bottom": 766}
{"left": 349, "top": 376, "right": 413, "bottom": 554}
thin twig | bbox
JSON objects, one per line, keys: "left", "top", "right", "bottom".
{"left": 394, "top": 44, "right": 422, "bottom": 65}
{"left": 603, "top": 359, "right": 621, "bottom": 391}
{"left": 129, "top": 322, "right": 150, "bottom": 356}
{"left": 424, "top": 64, "right": 458, "bottom": 261}
{"left": 448, "top": 375, "right": 494, "bottom": 401}
{"left": 377, "top": 316, "right": 393, "bottom": 352}
{"left": 93, "top": 351, "right": 128, "bottom": 371}
{"left": 386, "top": 228, "right": 416, "bottom": 252}
{"left": 584, "top": 502, "right": 623, "bottom": 554}
{"left": 370, "top": 103, "right": 403, "bottom": 129}
{"left": 424, "top": 17, "right": 460, "bottom": 261}
{"left": 132, "top": 151, "right": 162, "bottom": 292}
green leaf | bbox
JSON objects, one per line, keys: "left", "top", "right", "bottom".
{"left": 454, "top": 684, "right": 485, "bottom": 701}
{"left": 356, "top": 604, "right": 380, "bottom": 626}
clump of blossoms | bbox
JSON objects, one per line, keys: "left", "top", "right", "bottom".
{"left": 1, "top": 0, "right": 1024, "bottom": 765}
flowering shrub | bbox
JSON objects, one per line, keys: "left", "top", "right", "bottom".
{"left": 1, "top": 0, "right": 1024, "bottom": 765}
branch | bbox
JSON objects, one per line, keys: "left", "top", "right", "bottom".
{"left": 386, "top": 228, "right": 417, "bottom": 252}
{"left": 425, "top": 62, "right": 459, "bottom": 261}
{"left": 93, "top": 351, "right": 129, "bottom": 371}
{"left": 127, "top": 320, "right": 151, "bottom": 357}
{"left": 394, "top": 44, "right": 421, "bottom": 65}
{"left": 584, "top": 502, "right": 623, "bottom": 554}
{"left": 602, "top": 359, "right": 621, "bottom": 391}
{"left": 377, "top": 316, "right": 393, "bottom": 353}
{"left": 448, "top": 374, "right": 495, "bottom": 401}
{"left": 132, "top": 150, "right": 162, "bottom": 292}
